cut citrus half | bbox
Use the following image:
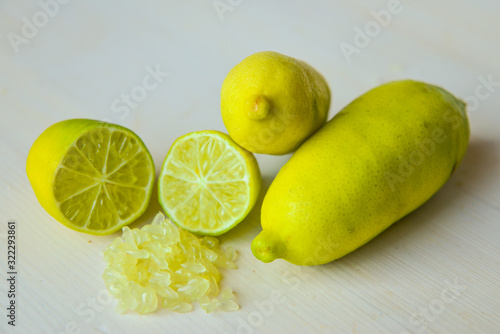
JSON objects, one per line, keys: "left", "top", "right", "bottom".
{"left": 26, "top": 119, "right": 155, "bottom": 235}
{"left": 158, "top": 130, "right": 261, "bottom": 236}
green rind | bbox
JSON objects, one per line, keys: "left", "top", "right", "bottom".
{"left": 158, "top": 130, "right": 261, "bottom": 236}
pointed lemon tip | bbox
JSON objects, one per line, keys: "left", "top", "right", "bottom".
{"left": 247, "top": 95, "right": 271, "bottom": 120}
{"left": 251, "top": 231, "right": 284, "bottom": 263}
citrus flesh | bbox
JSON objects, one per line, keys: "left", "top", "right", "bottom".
{"left": 158, "top": 130, "right": 261, "bottom": 236}
{"left": 27, "top": 119, "right": 155, "bottom": 235}
{"left": 102, "top": 212, "right": 239, "bottom": 314}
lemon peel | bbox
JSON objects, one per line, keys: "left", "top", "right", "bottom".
{"left": 221, "top": 51, "right": 330, "bottom": 155}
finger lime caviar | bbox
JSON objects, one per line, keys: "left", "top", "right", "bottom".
{"left": 102, "top": 212, "right": 239, "bottom": 314}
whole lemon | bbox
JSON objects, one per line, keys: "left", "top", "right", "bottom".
{"left": 251, "top": 80, "right": 469, "bottom": 265}
{"left": 221, "top": 51, "right": 330, "bottom": 155}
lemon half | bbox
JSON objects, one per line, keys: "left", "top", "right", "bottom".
{"left": 158, "top": 130, "right": 261, "bottom": 236}
{"left": 26, "top": 119, "right": 155, "bottom": 235}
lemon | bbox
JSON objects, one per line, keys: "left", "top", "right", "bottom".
{"left": 26, "top": 119, "right": 155, "bottom": 235}
{"left": 251, "top": 80, "right": 469, "bottom": 265}
{"left": 158, "top": 130, "right": 261, "bottom": 236}
{"left": 221, "top": 51, "right": 330, "bottom": 155}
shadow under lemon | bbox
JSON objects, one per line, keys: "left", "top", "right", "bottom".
{"left": 218, "top": 174, "right": 275, "bottom": 244}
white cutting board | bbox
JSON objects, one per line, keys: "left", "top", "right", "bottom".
{"left": 1, "top": 1, "right": 499, "bottom": 333}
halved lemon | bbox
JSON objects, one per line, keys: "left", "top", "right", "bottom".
{"left": 158, "top": 130, "right": 261, "bottom": 236}
{"left": 26, "top": 119, "right": 155, "bottom": 235}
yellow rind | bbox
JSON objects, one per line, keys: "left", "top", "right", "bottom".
{"left": 253, "top": 80, "right": 469, "bottom": 265}
{"left": 26, "top": 119, "right": 155, "bottom": 235}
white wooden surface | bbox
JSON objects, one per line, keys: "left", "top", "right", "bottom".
{"left": 1, "top": 1, "right": 499, "bottom": 333}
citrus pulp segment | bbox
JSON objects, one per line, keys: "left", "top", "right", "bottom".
{"left": 158, "top": 131, "right": 260, "bottom": 236}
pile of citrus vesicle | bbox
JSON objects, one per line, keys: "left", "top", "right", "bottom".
{"left": 103, "top": 212, "right": 239, "bottom": 314}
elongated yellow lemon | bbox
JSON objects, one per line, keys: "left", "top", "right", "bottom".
{"left": 251, "top": 80, "right": 469, "bottom": 265}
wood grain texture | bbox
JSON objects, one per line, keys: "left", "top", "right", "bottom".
{"left": 1, "top": 1, "right": 499, "bottom": 333}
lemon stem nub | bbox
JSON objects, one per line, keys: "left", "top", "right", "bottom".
{"left": 251, "top": 231, "right": 284, "bottom": 263}
{"left": 247, "top": 95, "right": 271, "bottom": 120}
